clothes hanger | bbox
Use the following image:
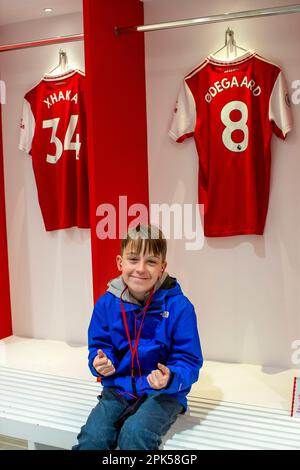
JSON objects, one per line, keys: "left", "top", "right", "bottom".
{"left": 45, "top": 49, "right": 75, "bottom": 76}
{"left": 212, "top": 27, "right": 248, "bottom": 59}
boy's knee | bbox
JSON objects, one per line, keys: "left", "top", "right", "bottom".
{"left": 74, "top": 424, "right": 116, "bottom": 450}
{"left": 118, "top": 420, "right": 161, "bottom": 450}
{"left": 120, "top": 418, "right": 143, "bottom": 436}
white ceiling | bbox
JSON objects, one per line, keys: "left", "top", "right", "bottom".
{"left": 0, "top": 0, "right": 82, "bottom": 26}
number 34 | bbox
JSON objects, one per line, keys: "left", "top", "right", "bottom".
{"left": 42, "top": 114, "right": 81, "bottom": 163}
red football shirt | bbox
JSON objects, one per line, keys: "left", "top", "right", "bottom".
{"left": 19, "top": 69, "right": 90, "bottom": 231}
{"left": 169, "top": 52, "right": 292, "bottom": 237}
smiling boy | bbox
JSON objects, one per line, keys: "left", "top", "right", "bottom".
{"left": 73, "top": 224, "right": 203, "bottom": 450}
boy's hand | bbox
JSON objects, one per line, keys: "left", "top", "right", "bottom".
{"left": 147, "top": 363, "right": 171, "bottom": 390}
{"left": 93, "top": 349, "right": 116, "bottom": 377}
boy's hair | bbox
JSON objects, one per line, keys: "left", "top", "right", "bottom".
{"left": 121, "top": 224, "right": 167, "bottom": 262}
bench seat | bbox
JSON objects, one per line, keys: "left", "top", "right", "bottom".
{"left": 1, "top": 366, "right": 300, "bottom": 450}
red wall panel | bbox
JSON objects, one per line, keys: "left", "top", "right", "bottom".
{"left": 0, "top": 105, "right": 12, "bottom": 338}
{"left": 83, "top": 0, "right": 149, "bottom": 300}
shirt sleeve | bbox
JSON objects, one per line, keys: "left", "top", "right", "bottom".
{"left": 18, "top": 98, "right": 35, "bottom": 154}
{"left": 88, "top": 297, "right": 120, "bottom": 377}
{"left": 269, "top": 71, "right": 293, "bottom": 139}
{"left": 169, "top": 80, "right": 196, "bottom": 143}
{"left": 163, "top": 302, "right": 203, "bottom": 395}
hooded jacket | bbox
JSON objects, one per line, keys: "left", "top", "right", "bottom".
{"left": 88, "top": 274, "right": 203, "bottom": 411}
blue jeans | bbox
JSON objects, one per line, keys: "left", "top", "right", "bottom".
{"left": 72, "top": 387, "right": 183, "bottom": 450}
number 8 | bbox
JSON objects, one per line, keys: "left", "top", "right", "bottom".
{"left": 221, "top": 100, "right": 248, "bottom": 152}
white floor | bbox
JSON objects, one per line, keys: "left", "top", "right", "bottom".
{"left": 1, "top": 335, "right": 300, "bottom": 450}
{"left": 0, "top": 434, "right": 27, "bottom": 450}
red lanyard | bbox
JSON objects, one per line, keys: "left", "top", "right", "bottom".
{"left": 120, "top": 285, "right": 154, "bottom": 397}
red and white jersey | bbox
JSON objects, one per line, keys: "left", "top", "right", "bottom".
{"left": 169, "top": 52, "right": 292, "bottom": 237}
{"left": 19, "top": 69, "right": 90, "bottom": 231}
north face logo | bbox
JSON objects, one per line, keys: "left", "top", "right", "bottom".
{"left": 160, "top": 311, "right": 169, "bottom": 318}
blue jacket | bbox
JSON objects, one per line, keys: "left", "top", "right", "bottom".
{"left": 88, "top": 274, "right": 203, "bottom": 411}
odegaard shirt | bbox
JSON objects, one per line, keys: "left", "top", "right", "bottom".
{"left": 169, "top": 52, "right": 292, "bottom": 237}
{"left": 19, "top": 69, "right": 90, "bottom": 231}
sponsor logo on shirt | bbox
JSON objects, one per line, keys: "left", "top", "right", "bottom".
{"left": 224, "top": 68, "right": 240, "bottom": 73}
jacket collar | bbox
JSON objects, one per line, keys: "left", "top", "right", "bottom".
{"left": 107, "top": 273, "right": 180, "bottom": 312}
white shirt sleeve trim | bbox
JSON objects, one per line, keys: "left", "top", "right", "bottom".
{"left": 169, "top": 81, "right": 196, "bottom": 142}
{"left": 269, "top": 71, "right": 293, "bottom": 136}
{"left": 168, "top": 130, "right": 179, "bottom": 141}
{"left": 19, "top": 98, "right": 35, "bottom": 154}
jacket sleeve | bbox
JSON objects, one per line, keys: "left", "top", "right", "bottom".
{"left": 163, "top": 301, "right": 203, "bottom": 394}
{"left": 88, "top": 296, "right": 120, "bottom": 377}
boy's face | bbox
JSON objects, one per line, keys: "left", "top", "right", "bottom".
{"left": 116, "top": 245, "right": 167, "bottom": 300}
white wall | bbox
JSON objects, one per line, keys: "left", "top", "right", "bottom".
{"left": 144, "top": 0, "right": 300, "bottom": 368}
{"left": 1, "top": 0, "right": 299, "bottom": 367}
{"left": 0, "top": 12, "right": 93, "bottom": 345}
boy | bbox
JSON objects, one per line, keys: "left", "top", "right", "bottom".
{"left": 73, "top": 224, "right": 203, "bottom": 450}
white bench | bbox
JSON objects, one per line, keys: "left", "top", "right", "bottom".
{"left": 1, "top": 366, "right": 300, "bottom": 450}
{"left": 0, "top": 366, "right": 100, "bottom": 449}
